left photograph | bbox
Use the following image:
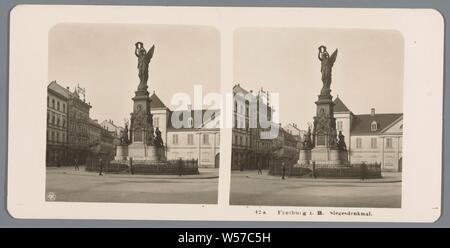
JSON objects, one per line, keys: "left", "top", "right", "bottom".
{"left": 45, "top": 24, "right": 221, "bottom": 204}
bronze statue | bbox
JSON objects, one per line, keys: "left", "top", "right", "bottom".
{"left": 303, "top": 126, "right": 313, "bottom": 149}
{"left": 120, "top": 121, "right": 129, "bottom": 145}
{"left": 337, "top": 131, "right": 347, "bottom": 151}
{"left": 329, "top": 129, "right": 338, "bottom": 148}
{"left": 135, "top": 42, "right": 155, "bottom": 87}
{"left": 147, "top": 127, "right": 155, "bottom": 146}
{"left": 154, "top": 127, "right": 164, "bottom": 147}
{"left": 318, "top": 45, "right": 338, "bottom": 94}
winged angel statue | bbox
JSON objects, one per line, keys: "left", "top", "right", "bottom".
{"left": 318, "top": 45, "right": 338, "bottom": 94}
{"left": 135, "top": 42, "right": 155, "bottom": 87}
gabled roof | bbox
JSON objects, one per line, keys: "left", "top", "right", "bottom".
{"left": 333, "top": 96, "right": 351, "bottom": 112}
{"left": 233, "top": 84, "right": 250, "bottom": 95}
{"left": 351, "top": 113, "right": 403, "bottom": 135}
{"left": 48, "top": 81, "right": 71, "bottom": 99}
{"left": 168, "top": 109, "right": 220, "bottom": 130}
{"left": 150, "top": 93, "right": 168, "bottom": 109}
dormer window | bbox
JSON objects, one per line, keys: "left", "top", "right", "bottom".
{"left": 371, "top": 121, "right": 378, "bottom": 131}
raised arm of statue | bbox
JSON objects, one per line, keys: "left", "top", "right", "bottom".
{"left": 135, "top": 47, "right": 140, "bottom": 57}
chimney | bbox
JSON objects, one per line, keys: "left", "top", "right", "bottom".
{"left": 371, "top": 108, "right": 375, "bottom": 116}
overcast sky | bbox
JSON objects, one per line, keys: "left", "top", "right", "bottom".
{"left": 49, "top": 24, "right": 220, "bottom": 126}
{"left": 234, "top": 27, "right": 404, "bottom": 130}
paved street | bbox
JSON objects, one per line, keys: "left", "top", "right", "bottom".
{"left": 46, "top": 166, "right": 218, "bottom": 204}
{"left": 230, "top": 170, "right": 402, "bottom": 208}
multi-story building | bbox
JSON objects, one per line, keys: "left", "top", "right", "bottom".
{"left": 231, "top": 84, "right": 276, "bottom": 170}
{"left": 100, "top": 128, "right": 116, "bottom": 162}
{"left": 232, "top": 84, "right": 252, "bottom": 170}
{"left": 87, "top": 119, "right": 102, "bottom": 147}
{"left": 100, "top": 119, "right": 124, "bottom": 138}
{"left": 46, "top": 81, "right": 69, "bottom": 166}
{"left": 284, "top": 123, "right": 305, "bottom": 148}
{"left": 334, "top": 96, "right": 403, "bottom": 172}
{"left": 272, "top": 126, "right": 300, "bottom": 168}
{"left": 47, "top": 81, "right": 121, "bottom": 167}
{"left": 150, "top": 93, "right": 221, "bottom": 168}
{"left": 47, "top": 81, "right": 93, "bottom": 166}
{"left": 66, "top": 87, "right": 92, "bottom": 165}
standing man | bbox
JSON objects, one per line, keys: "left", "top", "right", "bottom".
{"left": 257, "top": 160, "right": 262, "bottom": 175}
{"left": 361, "top": 162, "right": 367, "bottom": 181}
{"left": 99, "top": 157, "right": 103, "bottom": 176}
{"left": 281, "top": 161, "right": 286, "bottom": 180}
{"left": 74, "top": 157, "right": 79, "bottom": 171}
{"left": 129, "top": 157, "right": 134, "bottom": 175}
{"left": 178, "top": 158, "right": 183, "bottom": 176}
{"left": 312, "top": 161, "right": 316, "bottom": 179}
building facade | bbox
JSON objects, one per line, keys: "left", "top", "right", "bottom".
{"left": 101, "top": 119, "right": 124, "bottom": 138}
{"left": 334, "top": 96, "right": 403, "bottom": 172}
{"left": 47, "top": 81, "right": 117, "bottom": 167}
{"left": 149, "top": 93, "right": 221, "bottom": 168}
{"left": 46, "top": 81, "right": 69, "bottom": 166}
{"left": 66, "top": 88, "right": 92, "bottom": 165}
{"left": 232, "top": 84, "right": 252, "bottom": 170}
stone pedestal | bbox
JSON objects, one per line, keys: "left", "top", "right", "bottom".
{"left": 311, "top": 147, "right": 347, "bottom": 166}
{"left": 297, "top": 149, "right": 311, "bottom": 165}
{"left": 298, "top": 89, "right": 349, "bottom": 168}
{"left": 128, "top": 143, "right": 166, "bottom": 161}
{"left": 114, "top": 145, "right": 128, "bottom": 161}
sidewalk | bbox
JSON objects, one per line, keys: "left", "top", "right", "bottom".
{"left": 235, "top": 170, "right": 402, "bottom": 183}
{"left": 47, "top": 166, "right": 219, "bottom": 179}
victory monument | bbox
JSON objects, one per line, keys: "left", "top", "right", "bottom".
{"left": 298, "top": 45, "right": 348, "bottom": 166}
{"left": 293, "top": 46, "right": 352, "bottom": 175}
{"left": 111, "top": 42, "right": 198, "bottom": 174}
{"left": 291, "top": 45, "right": 381, "bottom": 178}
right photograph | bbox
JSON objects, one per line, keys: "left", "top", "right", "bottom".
{"left": 229, "top": 28, "right": 403, "bottom": 208}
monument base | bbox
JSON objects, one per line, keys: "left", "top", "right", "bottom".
{"left": 114, "top": 145, "right": 128, "bottom": 161}
{"left": 128, "top": 143, "right": 166, "bottom": 161}
{"left": 109, "top": 143, "right": 199, "bottom": 175}
{"left": 295, "top": 148, "right": 349, "bottom": 167}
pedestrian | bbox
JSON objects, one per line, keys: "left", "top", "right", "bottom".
{"left": 361, "top": 162, "right": 367, "bottom": 181}
{"left": 281, "top": 162, "right": 286, "bottom": 180}
{"left": 74, "top": 157, "right": 79, "bottom": 171}
{"left": 312, "top": 161, "right": 316, "bottom": 179}
{"left": 178, "top": 158, "right": 183, "bottom": 176}
{"left": 257, "top": 161, "right": 262, "bottom": 175}
{"left": 129, "top": 157, "right": 134, "bottom": 175}
{"left": 99, "top": 157, "right": 103, "bottom": 176}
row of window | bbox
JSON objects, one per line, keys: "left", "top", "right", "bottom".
{"left": 47, "top": 111, "right": 66, "bottom": 128}
{"left": 47, "top": 96, "right": 66, "bottom": 113}
{"left": 68, "top": 135, "right": 89, "bottom": 145}
{"left": 355, "top": 137, "right": 395, "bottom": 149}
{"left": 170, "top": 151, "right": 211, "bottom": 162}
{"left": 68, "top": 123, "right": 88, "bottom": 134}
{"left": 336, "top": 121, "right": 378, "bottom": 132}
{"left": 71, "top": 110, "right": 89, "bottom": 121}
{"left": 156, "top": 114, "right": 216, "bottom": 129}
{"left": 47, "top": 130, "right": 66, "bottom": 143}
{"left": 234, "top": 116, "right": 249, "bottom": 130}
{"left": 233, "top": 134, "right": 250, "bottom": 147}
{"left": 171, "top": 133, "right": 218, "bottom": 146}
